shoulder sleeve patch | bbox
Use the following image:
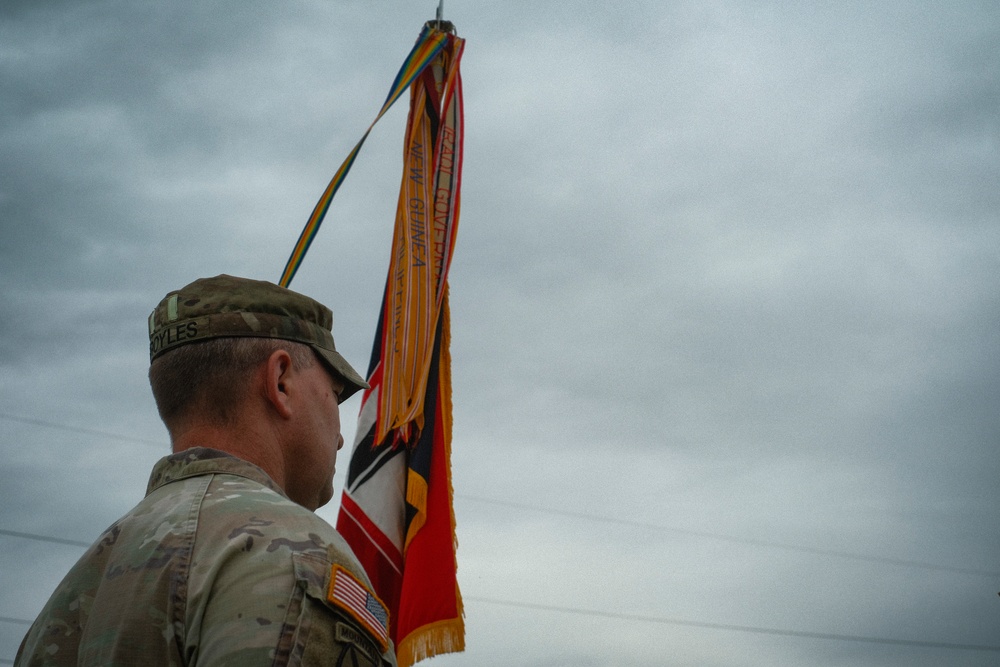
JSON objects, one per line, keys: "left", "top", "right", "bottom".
{"left": 327, "top": 564, "right": 390, "bottom": 653}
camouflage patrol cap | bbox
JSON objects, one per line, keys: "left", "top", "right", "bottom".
{"left": 148, "top": 275, "right": 369, "bottom": 402}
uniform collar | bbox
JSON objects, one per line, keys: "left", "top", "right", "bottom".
{"left": 146, "top": 447, "right": 288, "bottom": 499}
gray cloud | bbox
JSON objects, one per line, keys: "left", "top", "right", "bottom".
{"left": 2, "top": 1, "right": 998, "bottom": 664}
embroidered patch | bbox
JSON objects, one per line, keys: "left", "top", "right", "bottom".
{"left": 327, "top": 565, "right": 390, "bottom": 652}
{"left": 335, "top": 622, "right": 380, "bottom": 662}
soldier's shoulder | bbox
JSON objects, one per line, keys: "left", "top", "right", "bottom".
{"left": 196, "top": 472, "right": 355, "bottom": 563}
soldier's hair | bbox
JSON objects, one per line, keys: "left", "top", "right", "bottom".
{"left": 148, "top": 337, "right": 316, "bottom": 430}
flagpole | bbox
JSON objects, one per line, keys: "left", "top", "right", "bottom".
{"left": 430, "top": 2, "right": 454, "bottom": 35}
{"left": 434, "top": 0, "right": 448, "bottom": 31}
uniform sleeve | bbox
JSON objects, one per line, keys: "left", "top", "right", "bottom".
{"left": 186, "top": 476, "right": 396, "bottom": 667}
{"left": 288, "top": 553, "right": 397, "bottom": 667}
{"left": 189, "top": 546, "right": 395, "bottom": 667}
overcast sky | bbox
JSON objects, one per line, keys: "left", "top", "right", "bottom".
{"left": 2, "top": 1, "right": 999, "bottom": 665}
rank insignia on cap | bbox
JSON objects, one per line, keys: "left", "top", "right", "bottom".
{"left": 327, "top": 565, "right": 390, "bottom": 652}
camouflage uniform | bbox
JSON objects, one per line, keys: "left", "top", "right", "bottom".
{"left": 15, "top": 448, "right": 396, "bottom": 667}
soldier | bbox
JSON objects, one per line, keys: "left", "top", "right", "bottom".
{"left": 16, "top": 275, "right": 395, "bottom": 666}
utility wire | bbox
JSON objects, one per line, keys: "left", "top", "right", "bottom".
{"left": 0, "top": 529, "right": 91, "bottom": 549}
{"left": 3, "top": 419, "right": 998, "bottom": 660}
{"left": 469, "top": 596, "right": 1000, "bottom": 652}
{"left": 6, "top": 599, "right": 998, "bottom": 653}
{"left": 458, "top": 495, "right": 1000, "bottom": 578}
{"left": 7, "top": 497, "right": 994, "bottom": 579}
{"left": 0, "top": 617, "right": 30, "bottom": 626}
{"left": 3, "top": 412, "right": 997, "bottom": 578}
{"left": 0, "top": 412, "right": 165, "bottom": 448}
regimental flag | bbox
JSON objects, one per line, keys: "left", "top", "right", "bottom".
{"left": 334, "top": 24, "right": 465, "bottom": 667}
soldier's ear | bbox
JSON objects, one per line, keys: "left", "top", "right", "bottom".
{"left": 263, "top": 349, "right": 294, "bottom": 419}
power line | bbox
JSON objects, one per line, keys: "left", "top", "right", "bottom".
{"left": 0, "top": 412, "right": 165, "bottom": 448}
{"left": 3, "top": 412, "right": 996, "bottom": 578}
{"left": 5, "top": 599, "right": 998, "bottom": 655}
{"left": 14, "top": 502, "right": 994, "bottom": 579}
{"left": 468, "top": 596, "right": 1000, "bottom": 652}
{"left": 0, "top": 616, "right": 30, "bottom": 625}
{"left": 459, "top": 494, "right": 1000, "bottom": 578}
{"left": 0, "top": 529, "right": 91, "bottom": 549}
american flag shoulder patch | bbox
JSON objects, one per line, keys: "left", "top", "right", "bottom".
{"left": 327, "top": 564, "right": 390, "bottom": 653}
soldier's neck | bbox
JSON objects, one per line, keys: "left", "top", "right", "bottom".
{"left": 171, "top": 418, "right": 288, "bottom": 492}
